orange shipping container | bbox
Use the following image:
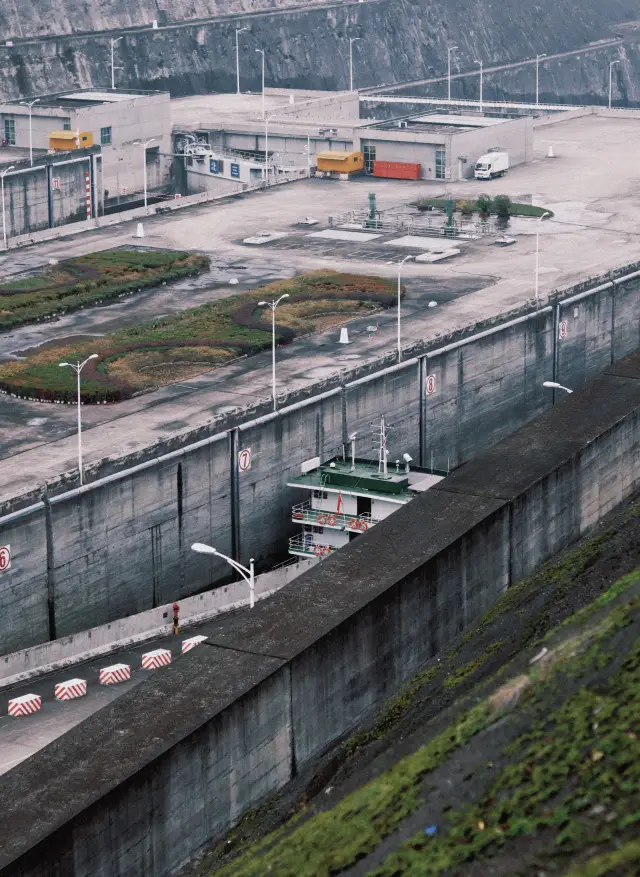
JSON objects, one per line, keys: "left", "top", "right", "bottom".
{"left": 372, "top": 161, "right": 421, "bottom": 180}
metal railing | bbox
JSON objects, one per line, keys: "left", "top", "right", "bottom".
{"left": 288, "top": 534, "right": 337, "bottom": 558}
{"left": 329, "top": 209, "right": 494, "bottom": 239}
{"left": 292, "top": 501, "right": 376, "bottom": 531}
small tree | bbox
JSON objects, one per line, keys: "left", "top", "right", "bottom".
{"left": 493, "top": 194, "right": 513, "bottom": 219}
{"left": 459, "top": 199, "right": 474, "bottom": 218}
{"left": 476, "top": 194, "right": 493, "bottom": 216}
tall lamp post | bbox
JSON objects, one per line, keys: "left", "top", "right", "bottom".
{"left": 1, "top": 165, "right": 15, "bottom": 250}
{"left": 235, "top": 27, "right": 248, "bottom": 94}
{"left": 134, "top": 138, "right": 156, "bottom": 212}
{"left": 535, "top": 53, "right": 547, "bottom": 106}
{"left": 387, "top": 256, "right": 413, "bottom": 362}
{"left": 191, "top": 543, "right": 255, "bottom": 608}
{"left": 609, "top": 60, "right": 620, "bottom": 110}
{"left": 59, "top": 354, "right": 99, "bottom": 486}
{"left": 349, "top": 37, "right": 361, "bottom": 91}
{"left": 110, "top": 37, "right": 123, "bottom": 90}
{"left": 534, "top": 211, "right": 551, "bottom": 309}
{"left": 19, "top": 98, "right": 40, "bottom": 166}
{"left": 256, "top": 48, "right": 265, "bottom": 120}
{"left": 447, "top": 45, "right": 458, "bottom": 102}
{"left": 258, "top": 293, "right": 289, "bottom": 410}
{"left": 478, "top": 60, "right": 484, "bottom": 113}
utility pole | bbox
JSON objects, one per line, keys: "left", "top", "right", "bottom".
{"left": 110, "top": 37, "right": 123, "bottom": 90}
{"left": 447, "top": 45, "right": 458, "bottom": 102}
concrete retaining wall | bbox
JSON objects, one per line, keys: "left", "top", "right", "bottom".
{"left": 0, "top": 269, "right": 638, "bottom": 657}
{"left": 1, "top": 353, "right": 638, "bottom": 877}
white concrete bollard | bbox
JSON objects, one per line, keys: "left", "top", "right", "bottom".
{"left": 547, "top": 145, "right": 555, "bottom": 159}
{"left": 136, "top": 222, "right": 144, "bottom": 238}
{"left": 339, "top": 327, "right": 350, "bottom": 344}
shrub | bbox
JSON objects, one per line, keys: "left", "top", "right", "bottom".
{"left": 493, "top": 194, "right": 513, "bottom": 219}
{"left": 459, "top": 200, "right": 474, "bottom": 218}
{"left": 476, "top": 194, "right": 493, "bottom": 216}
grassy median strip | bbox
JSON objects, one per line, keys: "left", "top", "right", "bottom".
{"left": 0, "top": 248, "right": 210, "bottom": 329}
{"left": 0, "top": 272, "right": 395, "bottom": 403}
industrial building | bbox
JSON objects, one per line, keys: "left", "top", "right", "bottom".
{"left": 171, "top": 88, "right": 535, "bottom": 192}
{"left": 0, "top": 88, "right": 171, "bottom": 207}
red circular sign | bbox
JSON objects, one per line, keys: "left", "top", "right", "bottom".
{"left": 426, "top": 374, "right": 437, "bottom": 395}
{"left": 0, "top": 546, "right": 11, "bottom": 572}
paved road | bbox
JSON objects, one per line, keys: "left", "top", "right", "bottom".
{"left": 362, "top": 38, "right": 624, "bottom": 94}
{"left": 0, "top": 606, "right": 251, "bottom": 776}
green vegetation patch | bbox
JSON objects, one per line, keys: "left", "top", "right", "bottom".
{"left": 0, "top": 248, "right": 209, "bottom": 330}
{"left": 0, "top": 272, "right": 395, "bottom": 403}
{"left": 410, "top": 196, "right": 552, "bottom": 218}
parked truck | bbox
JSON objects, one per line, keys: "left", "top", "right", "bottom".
{"left": 474, "top": 151, "right": 509, "bottom": 180}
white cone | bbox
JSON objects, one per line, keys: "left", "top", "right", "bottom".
{"left": 136, "top": 222, "right": 144, "bottom": 238}
{"left": 339, "top": 327, "right": 350, "bottom": 344}
{"left": 547, "top": 145, "right": 555, "bottom": 159}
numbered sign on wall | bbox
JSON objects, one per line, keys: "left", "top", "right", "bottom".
{"left": 559, "top": 320, "right": 568, "bottom": 340}
{"left": 426, "top": 374, "right": 437, "bottom": 395}
{"left": 238, "top": 448, "right": 252, "bottom": 472}
{"left": 0, "top": 545, "right": 11, "bottom": 572}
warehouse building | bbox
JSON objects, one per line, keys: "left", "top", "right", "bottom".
{"left": 0, "top": 88, "right": 171, "bottom": 207}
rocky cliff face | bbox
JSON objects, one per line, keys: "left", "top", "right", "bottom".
{"left": 1, "top": 0, "right": 640, "bottom": 104}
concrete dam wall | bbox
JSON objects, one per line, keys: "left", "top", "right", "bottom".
{"left": 1, "top": 0, "right": 640, "bottom": 101}
{"left": 0, "top": 351, "right": 638, "bottom": 877}
{"left": 0, "top": 267, "right": 639, "bottom": 657}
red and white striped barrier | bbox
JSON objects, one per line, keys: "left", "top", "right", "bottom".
{"left": 99, "top": 663, "right": 131, "bottom": 685}
{"left": 181, "top": 635, "right": 208, "bottom": 654}
{"left": 54, "top": 678, "right": 87, "bottom": 701}
{"left": 141, "top": 648, "right": 172, "bottom": 670}
{"left": 8, "top": 693, "right": 42, "bottom": 717}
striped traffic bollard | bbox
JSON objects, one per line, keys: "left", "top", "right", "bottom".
{"left": 8, "top": 693, "right": 42, "bottom": 717}
{"left": 182, "top": 635, "right": 208, "bottom": 654}
{"left": 99, "top": 663, "right": 131, "bottom": 685}
{"left": 141, "top": 648, "right": 172, "bottom": 670}
{"left": 54, "top": 678, "right": 87, "bottom": 701}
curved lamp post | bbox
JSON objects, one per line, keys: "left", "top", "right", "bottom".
{"left": 191, "top": 543, "right": 255, "bottom": 608}
{"left": 59, "top": 353, "right": 99, "bottom": 485}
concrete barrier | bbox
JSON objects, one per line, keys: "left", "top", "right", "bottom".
{"left": 0, "top": 353, "right": 637, "bottom": 877}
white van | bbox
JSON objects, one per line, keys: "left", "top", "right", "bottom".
{"left": 474, "top": 151, "right": 509, "bottom": 180}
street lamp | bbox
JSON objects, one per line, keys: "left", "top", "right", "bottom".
{"left": 110, "top": 37, "right": 123, "bottom": 90}
{"left": 447, "top": 45, "right": 458, "bottom": 102}
{"left": 134, "top": 138, "right": 156, "bottom": 212}
{"left": 535, "top": 53, "right": 547, "bottom": 106}
{"left": 609, "top": 60, "right": 620, "bottom": 110}
{"left": 387, "top": 256, "right": 412, "bottom": 362}
{"left": 478, "top": 60, "right": 484, "bottom": 113}
{"left": 59, "top": 354, "right": 99, "bottom": 486}
{"left": 349, "top": 37, "right": 361, "bottom": 92}
{"left": 19, "top": 98, "right": 40, "bottom": 166}
{"left": 543, "top": 381, "right": 573, "bottom": 394}
{"left": 235, "top": 27, "right": 248, "bottom": 94}
{"left": 258, "top": 293, "right": 289, "bottom": 410}
{"left": 534, "top": 211, "right": 551, "bottom": 309}
{"left": 191, "top": 543, "right": 255, "bottom": 608}
{"left": 1, "top": 165, "right": 15, "bottom": 250}
{"left": 256, "top": 48, "right": 265, "bottom": 120}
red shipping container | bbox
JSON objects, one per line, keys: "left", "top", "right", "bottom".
{"left": 372, "top": 161, "right": 421, "bottom": 180}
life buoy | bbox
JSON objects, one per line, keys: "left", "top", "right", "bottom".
{"left": 314, "top": 545, "right": 324, "bottom": 556}
{"left": 359, "top": 520, "right": 369, "bottom": 531}
{"left": 293, "top": 512, "right": 303, "bottom": 520}
{"left": 317, "top": 514, "right": 327, "bottom": 525}
{"left": 323, "top": 546, "right": 332, "bottom": 556}
{"left": 327, "top": 515, "right": 337, "bottom": 526}
{"left": 349, "top": 518, "right": 359, "bottom": 529}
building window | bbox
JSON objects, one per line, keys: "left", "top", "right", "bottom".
{"left": 63, "top": 119, "right": 71, "bottom": 131}
{"left": 145, "top": 145, "right": 160, "bottom": 164}
{"left": 362, "top": 141, "right": 376, "bottom": 173}
{"left": 4, "top": 119, "right": 16, "bottom": 146}
{"left": 313, "top": 490, "right": 328, "bottom": 499}
{"left": 100, "top": 126, "right": 112, "bottom": 146}
{"left": 435, "top": 148, "right": 446, "bottom": 179}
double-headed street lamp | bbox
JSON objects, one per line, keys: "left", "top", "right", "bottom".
{"left": 349, "top": 37, "right": 361, "bottom": 92}
{"left": 191, "top": 543, "right": 255, "bottom": 608}
{"left": 478, "top": 60, "right": 484, "bottom": 113}
{"left": 1, "top": 165, "right": 15, "bottom": 250}
{"left": 235, "top": 27, "right": 248, "bottom": 94}
{"left": 110, "top": 37, "right": 123, "bottom": 90}
{"left": 387, "top": 255, "right": 413, "bottom": 362}
{"left": 258, "top": 293, "right": 289, "bottom": 410}
{"left": 19, "top": 98, "right": 40, "bottom": 166}
{"left": 59, "top": 354, "right": 99, "bottom": 486}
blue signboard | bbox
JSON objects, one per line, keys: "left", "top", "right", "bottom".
{"left": 210, "top": 158, "right": 222, "bottom": 174}
{"left": 230, "top": 163, "right": 240, "bottom": 179}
